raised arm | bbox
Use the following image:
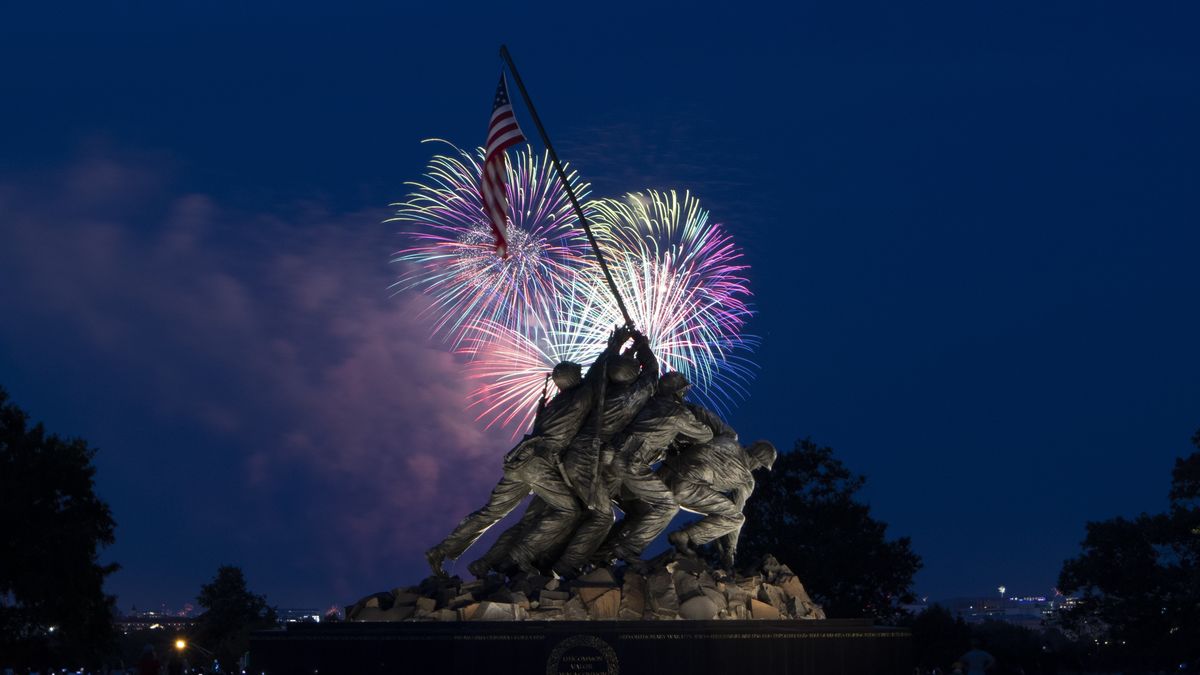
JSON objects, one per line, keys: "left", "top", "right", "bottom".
{"left": 686, "top": 403, "right": 738, "bottom": 441}
{"left": 632, "top": 329, "right": 659, "bottom": 382}
{"left": 582, "top": 325, "right": 632, "bottom": 388}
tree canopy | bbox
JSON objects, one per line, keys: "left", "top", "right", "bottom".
{"left": 192, "top": 565, "right": 277, "bottom": 671}
{"left": 738, "top": 438, "right": 922, "bottom": 621}
{"left": 0, "top": 387, "right": 118, "bottom": 668}
{"left": 1057, "top": 429, "right": 1200, "bottom": 671}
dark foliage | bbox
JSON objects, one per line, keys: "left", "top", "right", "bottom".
{"left": 971, "top": 619, "right": 1051, "bottom": 674}
{"left": 0, "top": 387, "right": 118, "bottom": 668}
{"left": 908, "top": 604, "right": 971, "bottom": 669}
{"left": 1057, "top": 429, "right": 1200, "bottom": 672}
{"left": 738, "top": 438, "right": 922, "bottom": 621}
{"left": 192, "top": 565, "right": 277, "bottom": 671}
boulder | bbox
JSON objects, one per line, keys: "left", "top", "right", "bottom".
{"left": 528, "top": 608, "right": 564, "bottom": 620}
{"left": 619, "top": 574, "right": 647, "bottom": 620}
{"left": 447, "top": 592, "right": 476, "bottom": 609}
{"left": 760, "top": 555, "right": 786, "bottom": 580}
{"left": 352, "top": 606, "right": 387, "bottom": 621}
{"left": 539, "top": 589, "right": 569, "bottom": 609}
{"left": 563, "top": 595, "right": 589, "bottom": 621}
{"left": 701, "top": 587, "right": 727, "bottom": 613}
{"left": 576, "top": 568, "right": 619, "bottom": 605}
{"left": 391, "top": 589, "right": 420, "bottom": 605}
{"left": 578, "top": 585, "right": 611, "bottom": 605}
{"left": 509, "top": 591, "right": 530, "bottom": 610}
{"left": 349, "top": 550, "right": 823, "bottom": 623}
{"left": 735, "top": 575, "right": 762, "bottom": 594}
{"left": 758, "top": 584, "right": 788, "bottom": 614}
{"left": 679, "top": 595, "right": 719, "bottom": 620}
{"left": 474, "top": 601, "right": 526, "bottom": 621}
{"left": 779, "top": 575, "right": 815, "bottom": 604}
{"left": 588, "top": 588, "right": 621, "bottom": 620}
{"left": 672, "top": 569, "right": 703, "bottom": 602}
{"left": 647, "top": 571, "right": 679, "bottom": 619}
{"left": 750, "top": 598, "right": 781, "bottom": 620}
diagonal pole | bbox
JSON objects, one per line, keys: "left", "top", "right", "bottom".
{"left": 499, "top": 44, "right": 634, "bottom": 329}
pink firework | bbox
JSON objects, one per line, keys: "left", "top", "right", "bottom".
{"left": 388, "top": 140, "right": 596, "bottom": 352}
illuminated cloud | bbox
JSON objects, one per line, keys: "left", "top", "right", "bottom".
{"left": 0, "top": 152, "right": 513, "bottom": 601}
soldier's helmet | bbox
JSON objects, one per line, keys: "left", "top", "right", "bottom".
{"left": 747, "top": 440, "right": 778, "bottom": 471}
{"left": 658, "top": 371, "right": 691, "bottom": 397}
{"left": 551, "top": 361, "right": 583, "bottom": 390}
{"left": 607, "top": 354, "right": 640, "bottom": 384}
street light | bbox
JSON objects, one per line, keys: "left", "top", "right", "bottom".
{"left": 174, "top": 638, "right": 216, "bottom": 658}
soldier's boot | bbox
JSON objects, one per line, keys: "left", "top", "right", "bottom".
{"left": 551, "top": 560, "right": 580, "bottom": 581}
{"left": 589, "top": 544, "right": 618, "bottom": 568}
{"left": 467, "top": 557, "right": 492, "bottom": 579}
{"left": 514, "top": 557, "right": 541, "bottom": 578}
{"left": 425, "top": 545, "right": 448, "bottom": 577}
{"left": 668, "top": 531, "right": 693, "bottom": 557}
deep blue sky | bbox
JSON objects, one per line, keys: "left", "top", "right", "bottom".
{"left": 2, "top": 2, "right": 1198, "bottom": 611}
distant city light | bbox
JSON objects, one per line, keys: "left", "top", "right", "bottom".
{"left": 175, "top": 639, "right": 186, "bottom": 651}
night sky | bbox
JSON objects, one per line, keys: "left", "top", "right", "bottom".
{"left": 2, "top": 3, "right": 1198, "bottom": 612}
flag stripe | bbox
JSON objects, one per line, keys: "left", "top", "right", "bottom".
{"left": 487, "top": 129, "right": 525, "bottom": 155}
{"left": 486, "top": 119, "right": 521, "bottom": 147}
{"left": 480, "top": 73, "right": 527, "bottom": 258}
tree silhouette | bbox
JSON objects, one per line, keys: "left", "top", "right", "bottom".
{"left": 192, "top": 565, "right": 277, "bottom": 671}
{"left": 0, "top": 387, "right": 118, "bottom": 668}
{"left": 738, "top": 438, "right": 921, "bottom": 621}
{"left": 1058, "top": 429, "right": 1200, "bottom": 671}
{"left": 909, "top": 604, "right": 971, "bottom": 669}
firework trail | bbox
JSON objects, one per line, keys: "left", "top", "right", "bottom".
{"left": 388, "top": 140, "right": 595, "bottom": 351}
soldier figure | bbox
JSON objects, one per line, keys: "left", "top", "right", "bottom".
{"left": 592, "top": 371, "right": 714, "bottom": 565}
{"left": 423, "top": 327, "right": 631, "bottom": 576}
{"left": 549, "top": 328, "right": 659, "bottom": 577}
{"left": 659, "top": 404, "right": 777, "bottom": 570}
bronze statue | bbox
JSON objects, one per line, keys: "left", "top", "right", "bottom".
{"left": 549, "top": 328, "right": 659, "bottom": 577}
{"left": 425, "top": 325, "right": 777, "bottom": 580}
{"left": 659, "top": 405, "right": 777, "bottom": 570}
{"left": 592, "top": 371, "right": 714, "bottom": 565}
{"left": 423, "top": 327, "right": 632, "bottom": 576}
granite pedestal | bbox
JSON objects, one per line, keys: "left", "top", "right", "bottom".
{"left": 250, "top": 618, "right": 910, "bottom": 674}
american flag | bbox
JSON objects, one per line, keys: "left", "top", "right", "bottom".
{"left": 481, "top": 72, "right": 527, "bottom": 258}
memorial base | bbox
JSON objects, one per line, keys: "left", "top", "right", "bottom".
{"left": 250, "top": 619, "right": 911, "bottom": 675}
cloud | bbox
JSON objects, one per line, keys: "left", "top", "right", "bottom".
{"left": 0, "top": 152, "right": 507, "bottom": 592}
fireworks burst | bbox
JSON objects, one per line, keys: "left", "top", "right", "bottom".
{"left": 461, "top": 294, "right": 610, "bottom": 434}
{"left": 391, "top": 144, "right": 756, "bottom": 432}
{"left": 388, "top": 140, "right": 595, "bottom": 351}
{"left": 575, "top": 189, "right": 757, "bottom": 413}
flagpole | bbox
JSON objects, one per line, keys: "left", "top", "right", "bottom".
{"left": 499, "top": 44, "right": 634, "bottom": 329}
